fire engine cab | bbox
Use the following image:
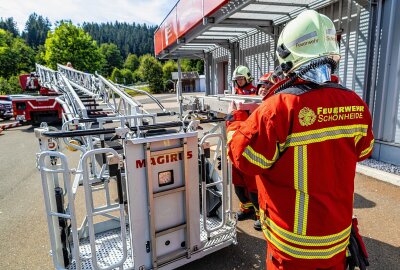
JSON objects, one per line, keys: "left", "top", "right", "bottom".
{"left": 13, "top": 70, "right": 62, "bottom": 125}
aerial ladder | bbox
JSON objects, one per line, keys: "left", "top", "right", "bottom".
{"left": 34, "top": 64, "right": 238, "bottom": 269}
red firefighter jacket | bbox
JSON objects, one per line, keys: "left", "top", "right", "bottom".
{"left": 227, "top": 81, "right": 374, "bottom": 267}
{"left": 233, "top": 83, "right": 257, "bottom": 95}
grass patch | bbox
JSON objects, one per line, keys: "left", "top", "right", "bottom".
{"left": 124, "top": 84, "right": 152, "bottom": 97}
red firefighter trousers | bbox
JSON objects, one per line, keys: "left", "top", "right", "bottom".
{"left": 266, "top": 243, "right": 347, "bottom": 270}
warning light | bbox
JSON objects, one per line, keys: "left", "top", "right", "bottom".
{"left": 158, "top": 170, "right": 174, "bottom": 187}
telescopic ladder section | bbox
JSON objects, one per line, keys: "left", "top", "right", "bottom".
{"left": 57, "top": 64, "right": 100, "bottom": 96}
{"left": 36, "top": 64, "right": 63, "bottom": 94}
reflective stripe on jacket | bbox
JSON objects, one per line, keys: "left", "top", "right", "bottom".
{"left": 227, "top": 82, "right": 374, "bottom": 267}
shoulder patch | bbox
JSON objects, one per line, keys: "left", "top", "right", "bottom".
{"left": 298, "top": 107, "right": 316, "bottom": 126}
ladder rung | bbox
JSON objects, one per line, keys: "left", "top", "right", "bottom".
{"left": 92, "top": 206, "right": 120, "bottom": 216}
{"left": 154, "top": 186, "right": 185, "bottom": 198}
{"left": 87, "top": 108, "right": 104, "bottom": 112}
{"left": 155, "top": 223, "right": 186, "bottom": 238}
{"left": 88, "top": 114, "right": 110, "bottom": 118}
{"left": 153, "top": 187, "right": 185, "bottom": 198}
{"left": 49, "top": 212, "right": 71, "bottom": 219}
{"left": 157, "top": 248, "right": 187, "bottom": 266}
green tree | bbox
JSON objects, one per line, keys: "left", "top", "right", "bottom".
{"left": 196, "top": 60, "right": 204, "bottom": 75}
{"left": 138, "top": 54, "right": 163, "bottom": 93}
{"left": 44, "top": 21, "right": 104, "bottom": 73}
{"left": 99, "top": 43, "right": 123, "bottom": 76}
{"left": 110, "top": 68, "right": 122, "bottom": 83}
{"left": 83, "top": 22, "right": 156, "bottom": 58}
{"left": 35, "top": 45, "right": 46, "bottom": 64}
{"left": 0, "top": 76, "right": 21, "bottom": 95}
{"left": 180, "top": 59, "right": 193, "bottom": 72}
{"left": 0, "top": 46, "right": 17, "bottom": 78}
{"left": 178, "top": 59, "right": 204, "bottom": 73}
{"left": 162, "top": 60, "right": 177, "bottom": 81}
{"left": 23, "top": 13, "right": 51, "bottom": 48}
{"left": 0, "top": 29, "right": 34, "bottom": 78}
{"left": 0, "top": 29, "right": 16, "bottom": 77}
{"left": 132, "top": 70, "right": 142, "bottom": 83}
{"left": 124, "top": 53, "right": 140, "bottom": 72}
{"left": 0, "top": 17, "right": 19, "bottom": 37}
{"left": 120, "top": 69, "right": 133, "bottom": 85}
{"left": 13, "top": 38, "right": 35, "bottom": 73}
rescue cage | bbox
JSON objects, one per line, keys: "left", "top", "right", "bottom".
{"left": 34, "top": 64, "right": 237, "bottom": 270}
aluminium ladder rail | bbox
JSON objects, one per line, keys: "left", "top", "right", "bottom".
{"left": 144, "top": 138, "right": 193, "bottom": 268}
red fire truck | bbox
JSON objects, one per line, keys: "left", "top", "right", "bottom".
{"left": 12, "top": 73, "right": 62, "bottom": 125}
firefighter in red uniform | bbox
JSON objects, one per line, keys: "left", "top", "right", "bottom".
{"left": 232, "top": 65, "right": 258, "bottom": 95}
{"left": 257, "top": 72, "right": 275, "bottom": 98}
{"left": 229, "top": 65, "right": 261, "bottom": 230}
{"left": 227, "top": 10, "right": 374, "bottom": 270}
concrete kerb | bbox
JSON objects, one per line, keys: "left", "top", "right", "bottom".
{"left": 356, "top": 164, "right": 400, "bottom": 187}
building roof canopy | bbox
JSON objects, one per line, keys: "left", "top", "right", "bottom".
{"left": 154, "top": 0, "right": 365, "bottom": 59}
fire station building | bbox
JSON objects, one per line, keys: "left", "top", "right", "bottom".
{"left": 155, "top": 0, "right": 400, "bottom": 166}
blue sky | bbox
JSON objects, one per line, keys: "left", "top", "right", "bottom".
{"left": 0, "top": 0, "right": 177, "bottom": 32}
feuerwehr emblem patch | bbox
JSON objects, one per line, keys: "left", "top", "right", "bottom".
{"left": 298, "top": 107, "right": 316, "bottom": 126}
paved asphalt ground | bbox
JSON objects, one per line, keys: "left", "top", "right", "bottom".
{"left": 0, "top": 93, "right": 399, "bottom": 269}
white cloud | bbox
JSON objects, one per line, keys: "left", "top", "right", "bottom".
{"left": 0, "top": 0, "right": 177, "bottom": 32}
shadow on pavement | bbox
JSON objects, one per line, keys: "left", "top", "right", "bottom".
{"left": 354, "top": 193, "right": 376, "bottom": 209}
{"left": 20, "top": 125, "right": 35, "bottom": 133}
{"left": 177, "top": 229, "right": 266, "bottom": 270}
{"left": 363, "top": 237, "right": 400, "bottom": 269}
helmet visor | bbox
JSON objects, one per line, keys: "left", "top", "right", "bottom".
{"left": 233, "top": 75, "right": 246, "bottom": 81}
{"left": 297, "top": 64, "right": 331, "bottom": 84}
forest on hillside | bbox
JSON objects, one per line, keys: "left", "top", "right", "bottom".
{"left": 82, "top": 22, "right": 156, "bottom": 59}
{"left": 0, "top": 14, "right": 204, "bottom": 94}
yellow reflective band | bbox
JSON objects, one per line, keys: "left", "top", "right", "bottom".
{"left": 354, "top": 134, "right": 363, "bottom": 146}
{"left": 263, "top": 227, "right": 350, "bottom": 259}
{"left": 240, "top": 202, "right": 254, "bottom": 209}
{"left": 359, "top": 139, "right": 374, "bottom": 158}
{"left": 293, "top": 146, "right": 309, "bottom": 235}
{"left": 279, "top": 124, "right": 369, "bottom": 150}
{"left": 260, "top": 211, "right": 351, "bottom": 247}
{"left": 227, "top": 130, "right": 235, "bottom": 143}
{"left": 242, "top": 145, "right": 279, "bottom": 169}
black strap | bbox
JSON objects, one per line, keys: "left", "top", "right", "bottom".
{"left": 277, "top": 82, "right": 351, "bottom": 96}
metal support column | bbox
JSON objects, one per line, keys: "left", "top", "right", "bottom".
{"left": 343, "top": 0, "right": 353, "bottom": 86}
{"left": 177, "top": 58, "right": 183, "bottom": 120}
{"left": 205, "top": 53, "right": 211, "bottom": 96}
{"left": 210, "top": 54, "right": 216, "bottom": 95}
{"left": 351, "top": 5, "right": 361, "bottom": 91}
{"left": 364, "top": 0, "right": 382, "bottom": 113}
{"left": 374, "top": 0, "right": 397, "bottom": 140}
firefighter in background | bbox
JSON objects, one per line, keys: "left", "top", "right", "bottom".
{"left": 257, "top": 72, "right": 275, "bottom": 98}
{"left": 229, "top": 65, "right": 260, "bottom": 230}
{"left": 25, "top": 72, "right": 38, "bottom": 91}
{"left": 232, "top": 65, "right": 257, "bottom": 95}
{"left": 227, "top": 10, "right": 374, "bottom": 270}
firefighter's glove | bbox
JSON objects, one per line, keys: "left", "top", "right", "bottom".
{"left": 225, "top": 110, "right": 249, "bottom": 127}
{"left": 347, "top": 217, "right": 369, "bottom": 270}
